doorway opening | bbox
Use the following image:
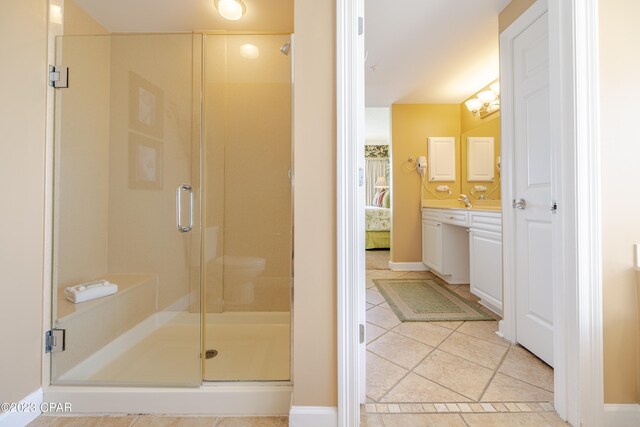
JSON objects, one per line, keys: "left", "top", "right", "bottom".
{"left": 338, "top": 2, "right": 601, "bottom": 419}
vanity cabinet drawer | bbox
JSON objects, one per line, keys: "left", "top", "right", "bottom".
{"left": 422, "top": 208, "right": 443, "bottom": 222}
{"left": 469, "top": 211, "right": 502, "bottom": 232}
{"left": 441, "top": 211, "right": 468, "bottom": 227}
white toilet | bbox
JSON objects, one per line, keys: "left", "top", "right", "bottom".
{"left": 216, "top": 255, "right": 266, "bottom": 305}
{"left": 205, "top": 227, "right": 266, "bottom": 305}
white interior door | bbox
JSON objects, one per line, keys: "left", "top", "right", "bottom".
{"left": 512, "top": 11, "right": 554, "bottom": 367}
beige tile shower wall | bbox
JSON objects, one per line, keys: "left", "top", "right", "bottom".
{"left": 55, "top": 36, "right": 111, "bottom": 289}
{"left": 224, "top": 35, "right": 292, "bottom": 312}
{"left": 204, "top": 35, "right": 292, "bottom": 313}
{"left": 107, "top": 34, "right": 196, "bottom": 311}
{"left": 203, "top": 35, "right": 227, "bottom": 313}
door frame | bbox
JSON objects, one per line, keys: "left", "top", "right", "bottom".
{"left": 336, "top": 0, "right": 365, "bottom": 425}
{"left": 335, "top": 0, "right": 603, "bottom": 426}
{"left": 500, "top": 0, "right": 603, "bottom": 424}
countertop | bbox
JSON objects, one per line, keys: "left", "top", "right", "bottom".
{"left": 421, "top": 199, "right": 502, "bottom": 212}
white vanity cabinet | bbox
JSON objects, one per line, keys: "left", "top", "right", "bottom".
{"left": 421, "top": 207, "right": 503, "bottom": 315}
{"left": 421, "top": 219, "right": 443, "bottom": 273}
{"left": 468, "top": 211, "right": 503, "bottom": 315}
{"left": 421, "top": 209, "right": 470, "bottom": 284}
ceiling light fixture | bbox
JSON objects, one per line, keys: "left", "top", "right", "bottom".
{"left": 214, "top": 0, "right": 246, "bottom": 21}
{"left": 464, "top": 80, "right": 500, "bottom": 118}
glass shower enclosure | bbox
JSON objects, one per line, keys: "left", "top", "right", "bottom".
{"left": 50, "top": 33, "right": 292, "bottom": 386}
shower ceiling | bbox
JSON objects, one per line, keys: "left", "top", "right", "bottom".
{"left": 73, "top": 0, "right": 293, "bottom": 33}
{"left": 365, "top": 0, "right": 510, "bottom": 106}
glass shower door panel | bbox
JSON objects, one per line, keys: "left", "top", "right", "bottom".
{"left": 51, "top": 34, "right": 202, "bottom": 387}
{"left": 203, "top": 34, "right": 292, "bottom": 381}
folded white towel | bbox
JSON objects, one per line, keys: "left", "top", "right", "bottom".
{"left": 65, "top": 280, "right": 118, "bottom": 304}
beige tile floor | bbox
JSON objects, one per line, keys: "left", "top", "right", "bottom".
{"left": 30, "top": 268, "right": 561, "bottom": 427}
{"left": 361, "top": 411, "right": 569, "bottom": 426}
{"left": 28, "top": 416, "right": 287, "bottom": 426}
{"left": 364, "top": 269, "right": 562, "bottom": 426}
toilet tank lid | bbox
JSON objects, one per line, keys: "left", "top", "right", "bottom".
{"left": 216, "top": 255, "right": 266, "bottom": 267}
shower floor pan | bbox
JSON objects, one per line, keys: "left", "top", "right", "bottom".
{"left": 57, "top": 311, "right": 290, "bottom": 384}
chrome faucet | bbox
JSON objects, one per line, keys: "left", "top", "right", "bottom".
{"left": 458, "top": 194, "right": 472, "bottom": 208}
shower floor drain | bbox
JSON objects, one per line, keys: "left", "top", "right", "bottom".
{"left": 205, "top": 349, "right": 218, "bottom": 359}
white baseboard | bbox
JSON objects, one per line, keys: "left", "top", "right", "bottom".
{"left": 0, "top": 388, "right": 43, "bottom": 427}
{"left": 604, "top": 404, "right": 640, "bottom": 427}
{"left": 387, "top": 261, "right": 428, "bottom": 271}
{"left": 44, "top": 383, "right": 292, "bottom": 415}
{"left": 289, "top": 406, "right": 337, "bottom": 427}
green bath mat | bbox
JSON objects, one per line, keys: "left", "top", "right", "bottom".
{"left": 373, "top": 279, "right": 494, "bottom": 322}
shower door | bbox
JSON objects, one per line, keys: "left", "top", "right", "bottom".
{"left": 202, "top": 34, "right": 293, "bottom": 381}
{"left": 50, "top": 34, "right": 203, "bottom": 387}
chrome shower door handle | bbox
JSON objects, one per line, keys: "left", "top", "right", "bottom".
{"left": 512, "top": 198, "right": 527, "bottom": 210}
{"left": 176, "top": 184, "right": 193, "bottom": 232}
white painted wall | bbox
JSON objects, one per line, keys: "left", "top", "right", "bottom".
{"left": 365, "top": 107, "right": 390, "bottom": 145}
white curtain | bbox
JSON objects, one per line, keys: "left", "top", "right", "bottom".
{"left": 365, "top": 158, "right": 388, "bottom": 205}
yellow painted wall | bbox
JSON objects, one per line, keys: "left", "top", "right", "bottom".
{"left": 0, "top": 0, "right": 48, "bottom": 405}
{"left": 599, "top": 0, "right": 640, "bottom": 404}
{"left": 390, "top": 100, "right": 500, "bottom": 262}
{"left": 498, "top": 0, "right": 536, "bottom": 33}
{"left": 292, "top": 0, "right": 338, "bottom": 406}
{"left": 391, "top": 104, "right": 461, "bottom": 263}
{"left": 460, "top": 82, "right": 501, "bottom": 201}
{"left": 460, "top": 114, "right": 501, "bottom": 201}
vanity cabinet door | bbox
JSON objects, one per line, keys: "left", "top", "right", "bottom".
{"left": 422, "top": 220, "right": 443, "bottom": 273}
{"left": 469, "top": 228, "right": 503, "bottom": 314}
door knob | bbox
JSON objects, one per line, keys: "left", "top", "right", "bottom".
{"left": 512, "top": 198, "right": 526, "bottom": 210}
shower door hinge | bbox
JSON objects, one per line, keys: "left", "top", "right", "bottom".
{"left": 358, "top": 17, "right": 364, "bottom": 36}
{"left": 45, "top": 329, "right": 66, "bottom": 353}
{"left": 49, "top": 65, "right": 69, "bottom": 88}
{"left": 359, "top": 324, "right": 365, "bottom": 344}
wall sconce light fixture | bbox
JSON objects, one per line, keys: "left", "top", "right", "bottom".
{"left": 465, "top": 81, "right": 500, "bottom": 118}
